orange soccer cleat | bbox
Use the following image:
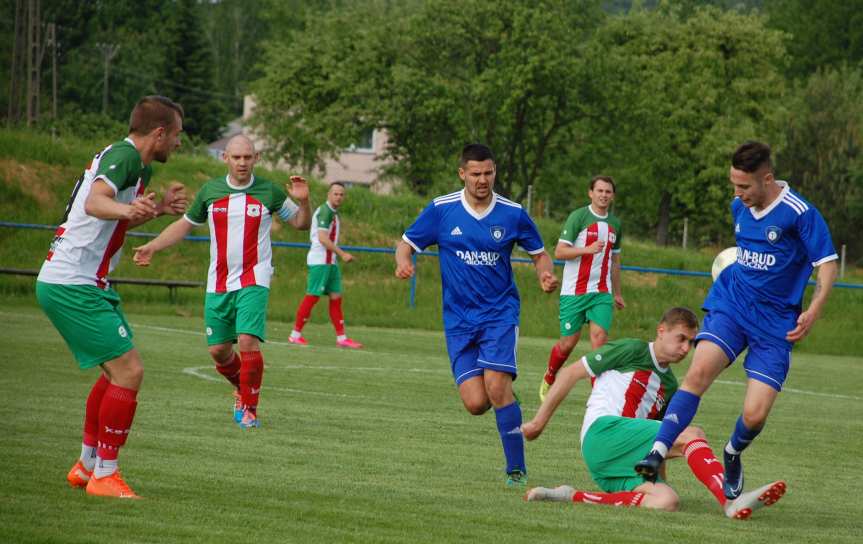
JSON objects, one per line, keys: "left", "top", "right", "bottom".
{"left": 85, "top": 471, "right": 141, "bottom": 499}
{"left": 67, "top": 460, "right": 92, "bottom": 489}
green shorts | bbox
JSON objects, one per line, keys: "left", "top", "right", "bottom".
{"left": 581, "top": 415, "right": 663, "bottom": 492}
{"left": 204, "top": 285, "right": 270, "bottom": 345}
{"left": 306, "top": 264, "right": 342, "bottom": 295}
{"left": 36, "top": 281, "right": 134, "bottom": 369}
{"left": 559, "top": 293, "right": 613, "bottom": 336}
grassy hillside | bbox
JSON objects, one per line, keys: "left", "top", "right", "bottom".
{"left": 1, "top": 128, "right": 861, "bottom": 355}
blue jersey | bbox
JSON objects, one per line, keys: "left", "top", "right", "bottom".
{"left": 705, "top": 181, "right": 837, "bottom": 337}
{"left": 402, "top": 190, "right": 546, "bottom": 333}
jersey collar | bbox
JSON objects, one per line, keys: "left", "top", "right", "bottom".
{"left": 588, "top": 204, "right": 609, "bottom": 219}
{"left": 226, "top": 174, "right": 255, "bottom": 190}
{"left": 325, "top": 201, "right": 338, "bottom": 214}
{"left": 749, "top": 180, "right": 789, "bottom": 220}
{"left": 460, "top": 189, "right": 497, "bottom": 220}
{"left": 648, "top": 342, "right": 669, "bottom": 373}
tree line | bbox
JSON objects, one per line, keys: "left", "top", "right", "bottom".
{"left": 2, "top": 0, "right": 862, "bottom": 259}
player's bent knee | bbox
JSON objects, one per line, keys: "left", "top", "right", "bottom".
{"left": 237, "top": 334, "right": 260, "bottom": 352}
{"left": 462, "top": 399, "right": 490, "bottom": 415}
{"left": 642, "top": 488, "right": 679, "bottom": 512}
{"left": 208, "top": 344, "right": 233, "bottom": 363}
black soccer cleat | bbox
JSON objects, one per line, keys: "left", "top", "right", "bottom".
{"left": 723, "top": 447, "right": 744, "bottom": 500}
{"left": 634, "top": 450, "right": 665, "bottom": 483}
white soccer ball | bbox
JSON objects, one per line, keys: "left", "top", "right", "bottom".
{"left": 711, "top": 247, "right": 738, "bottom": 281}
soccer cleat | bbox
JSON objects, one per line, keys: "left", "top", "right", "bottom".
{"left": 724, "top": 480, "right": 786, "bottom": 520}
{"left": 232, "top": 390, "right": 243, "bottom": 423}
{"left": 238, "top": 408, "right": 260, "bottom": 429}
{"left": 67, "top": 460, "right": 92, "bottom": 489}
{"left": 525, "top": 485, "right": 575, "bottom": 502}
{"left": 723, "top": 448, "right": 744, "bottom": 499}
{"left": 288, "top": 335, "right": 309, "bottom": 346}
{"left": 634, "top": 450, "right": 664, "bottom": 483}
{"left": 539, "top": 380, "right": 551, "bottom": 403}
{"left": 336, "top": 338, "right": 363, "bottom": 349}
{"left": 85, "top": 471, "right": 141, "bottom": 499}
{"left": 506, "top": 470, "right": 528, "bottom": 488}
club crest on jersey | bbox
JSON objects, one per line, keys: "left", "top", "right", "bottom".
{"left": 247, "top": 204, "right": 261, "bottom": 217}
{"left": 609, "top": 232, "right": 617, "bottom": 244}
{"left": 765, "top": 226, "right": 782, "bottom": 244}
{"left": 490, "top": 226, "right": 505, "bottom": 241}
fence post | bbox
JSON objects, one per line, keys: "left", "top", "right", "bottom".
{"left": 840, "top": 244, "right": 846, "bottom": 278}
{"left": 409, "top": 253, "right": 417, "bottom": 308}
{"left": 682, "top": 217, "right": 688, "bottom": 249}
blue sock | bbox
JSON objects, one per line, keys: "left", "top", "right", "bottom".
{"left": 653, "top": 390, "right": 701, "bottom": 454}
{"left": 728, "top": 415, "right": 762, "bottom": 453}
{"left": 494, "top": 402, "right": 525, "bottom": 474}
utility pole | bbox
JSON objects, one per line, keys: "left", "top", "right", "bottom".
{"left": 48, "top": 22, "right": 57, "bottom": 121}
{"left": 26, "top": 0, "right": 42, "bottom": 126}
{"left": 8, "top": 0, "right": 26, "bottom": 125}
{"left": 97, "top": 43, "right": 120, "bottom": 114}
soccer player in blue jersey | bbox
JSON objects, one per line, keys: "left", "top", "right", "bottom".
{"left": 635, "top": 141, "right": 839, "bottom": 500}
{"left": 394, "top": 143, "right": 559, "bottom": 486}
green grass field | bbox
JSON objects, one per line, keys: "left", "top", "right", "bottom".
{"left": 1, "top": 301, "right": 861, "bottom": 543}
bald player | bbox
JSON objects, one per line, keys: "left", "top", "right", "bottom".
{"left": 134, "top": 135, "right": 311, "bottom": 428}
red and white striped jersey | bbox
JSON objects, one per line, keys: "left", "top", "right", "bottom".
{"left": 558, "top": 205, "right": 622, "bottom": 295}
{"left": 578, "top": 339, "right": 678, "bottom": 444}
{"left": 38, "top": 138, "right": 151, "bottom": 288}
{"left": 307, "top": 203, "right": 340, "bottom": 265}
{"left": 184, "top": 175, "right": 298, "bottom": 293}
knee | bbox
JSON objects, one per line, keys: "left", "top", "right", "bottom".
{"left": 237, "top": 334, "right": 260, "bottom": 353}
{"left": 589, "top": 330, "right": 608, "bottom": 347}
{"left": 558, "top": 335, "right": 578, "bottom": 355}
{"left": 209, "top": 344, "right": 232, "bottom": 363}
{"left": 643, "top": 489, "right": 679, "bottom": 512}
{"left": 741, "top": 408, "right": 768, "bottom": 430}
{"left": 463, "top": 398, "right": 490, "bottom": 416}
{"left": 679, "top": 425, "right": 707, "bottom": 443}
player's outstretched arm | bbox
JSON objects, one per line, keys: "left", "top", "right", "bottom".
{"left": 286, "top": 175, "right": 312, "bottom": 230}
{"left": 787, "top": 260, "right": 838, "bottom": 342}
{"left": 133, "top": 218, "right": 195, "bottom": 267}
{"left": 530, "top": 251, "right": 559, "bottom": 293}
{"left": 128, "top": 183, "right": 189, "bottom": 228}
{"left": 522, "top": 361, "right": 589, "bottom": 441}
{"left": 394, "top": 240, "right": 415, "bottom": 279}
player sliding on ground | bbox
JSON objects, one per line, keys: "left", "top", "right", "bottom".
{"left": 133, "top": 135, "right": 311, "bottom": 429}
{"left": 522, "top": 307, "right": 786, "bottom": 519}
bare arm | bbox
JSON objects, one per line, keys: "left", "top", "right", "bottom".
{"left": 786, "top": 260, "right": 838, "bottom": 342}
{"left": 554, "top": 239, "right": 605, "bottom": 260}
{"left": 395, "top": 240, "right": 416, "bottom": 279}
{"left": 318, "top": 229, "right": 354, "bottom": 262}
{"left": 522, "top": 360, "right": 590, "bottom": 440}
{"left": 530, "top": 250, "right": 559, "bottom": 293}
{"left": 611, "top": 252, "right": 625, "bottom": 309}
{"left": 84, "top": 180, "right": 157, "bottom": 222}
{"left": 132, "top": 218, "right": 196, "bottom": 266}
{"left": 127, "top": 182, "right": 188, "bottom": 227}
{"left": 286, "top": 175, "right": 312, "bottom": 230}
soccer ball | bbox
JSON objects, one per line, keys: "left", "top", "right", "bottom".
{"left": 711, "top": 247, "right": 738, "bottom": 281}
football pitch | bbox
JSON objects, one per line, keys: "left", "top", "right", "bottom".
{"left": 1, "top": 304, "right": 861, "bottom": 544}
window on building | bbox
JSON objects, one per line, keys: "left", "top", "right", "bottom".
{"left": 347, "top": 128, "right": 374, "bottom": 153}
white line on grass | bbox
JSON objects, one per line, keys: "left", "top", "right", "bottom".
{"left": 181, "top": 366, "right": 370, "bottom": 399}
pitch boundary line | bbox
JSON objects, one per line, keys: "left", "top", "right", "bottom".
{"left": 181, "top": 366, "right": 371, "bottom": 399}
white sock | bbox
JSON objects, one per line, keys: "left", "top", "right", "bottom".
{"left": 651, "top": 442, "right": 669, "bottom": 458}
{"left": 93, "top": 457, "right": 118, "bottom": 479}
{"left": 290, "top": 330, "right": 302, "bottom": 339}
{"left": 725, "top": 442, "right": 741, "bottom": 455}
{"left": 80, "top": 443, "right": 97, "bottom": 471}
{"left": 337, "top": 335, "right": 347, "bottom": 342}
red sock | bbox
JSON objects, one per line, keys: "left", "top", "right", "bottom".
{"left": 239, "top": 351, "right": 264, "bottom": 413}
{"left": 572, "top": 490, "right": 645, "bottom": 507}
{"left": 544, "top": 344, "right": 570, "bottom": 384}
{"left": 83, "top": 374, "right": 110, "bottom": 447}
{"left": 215, "top": 352, "right": 241, "bottom": 388}
{"left": 684, "top": 438, "right": 726, "bottom": 505}
{"left": 329, "top": 297, "right": 345, "bottom": 336}
{"left": 96, "top": 384, "right": 138, "bottom": 461}
{"left": 293, "top": 295, "right": 320, "bottom": 332}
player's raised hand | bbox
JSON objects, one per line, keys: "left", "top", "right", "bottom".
{"left": 786, "top": 309, "right": 817, "bottom": 342}
{"left": 288, "top": 176, "right": 310, "bottom": 202}
{"left": 132, "top": 243, "right": 156, "bottom": 267}
{"left": 160, "top": 182, "right": 188, "bottom": 215}
{"left": 539, "top": 270, "right": 559, "bottom": 293}
{"left": 128, "top": 192, "right": 159, "bottom": 221}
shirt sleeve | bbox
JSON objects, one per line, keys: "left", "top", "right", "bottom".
{"left": 797, "top": 208, "right": 838, "bottom": 266}
{"left": 558, "top": 211, "right": 578, "bottom": 246}
{"left": 93, "top": 147, "right": 139, "bottom": 194}
{"left": 580, "top": 340, "right": 640, "bottom": 377}
{"left": 612, "top": 217, "right": 622, "bottom": 253}
{"left": 316, "top": 205, "right": 335, "bottom": 230}
{"left": 183, "top": 187, "right": 208, "bottom": 225}
{"left": 271, "top": 185, "right": 298, "bottom": 222}
{"left": 402, "top": 202, "right": 438, "bottom": 253}
{"left": 517, "top": 209, "right": 545, "bottom": 255}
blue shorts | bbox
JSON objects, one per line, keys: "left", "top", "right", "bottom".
{"left": 696, "top": 309, "right": 792, "bottom": 391}
{"left": 445, "top": 325, "right": 519, "bottom": 385}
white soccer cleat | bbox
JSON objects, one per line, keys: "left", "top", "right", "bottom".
{"left": 724, "top": 480, "right": 786, "bottom": 520}
{"left": 525, "top": 485, "right": 575, "bottom": 502}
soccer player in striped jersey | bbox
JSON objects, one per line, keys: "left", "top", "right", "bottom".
{"left": 636, "top": 141, "right": 838, "bottom": 502}
{"left": 523, "top": 308, "right": 786, "bottom": 520}
{"left": 539, "top": 176, "right": 625, "bottom": 402}
{"left": 133, "top": 135, "right": 311, "bottom": 429}
{"left": 36, "top": 95, "right": 188, "bottom": 498}
{"left": 395, "top": 144, "right": 559, "bottom": 487}
{"left": 289, "top": 182, "right": 362, "bottom": 348}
